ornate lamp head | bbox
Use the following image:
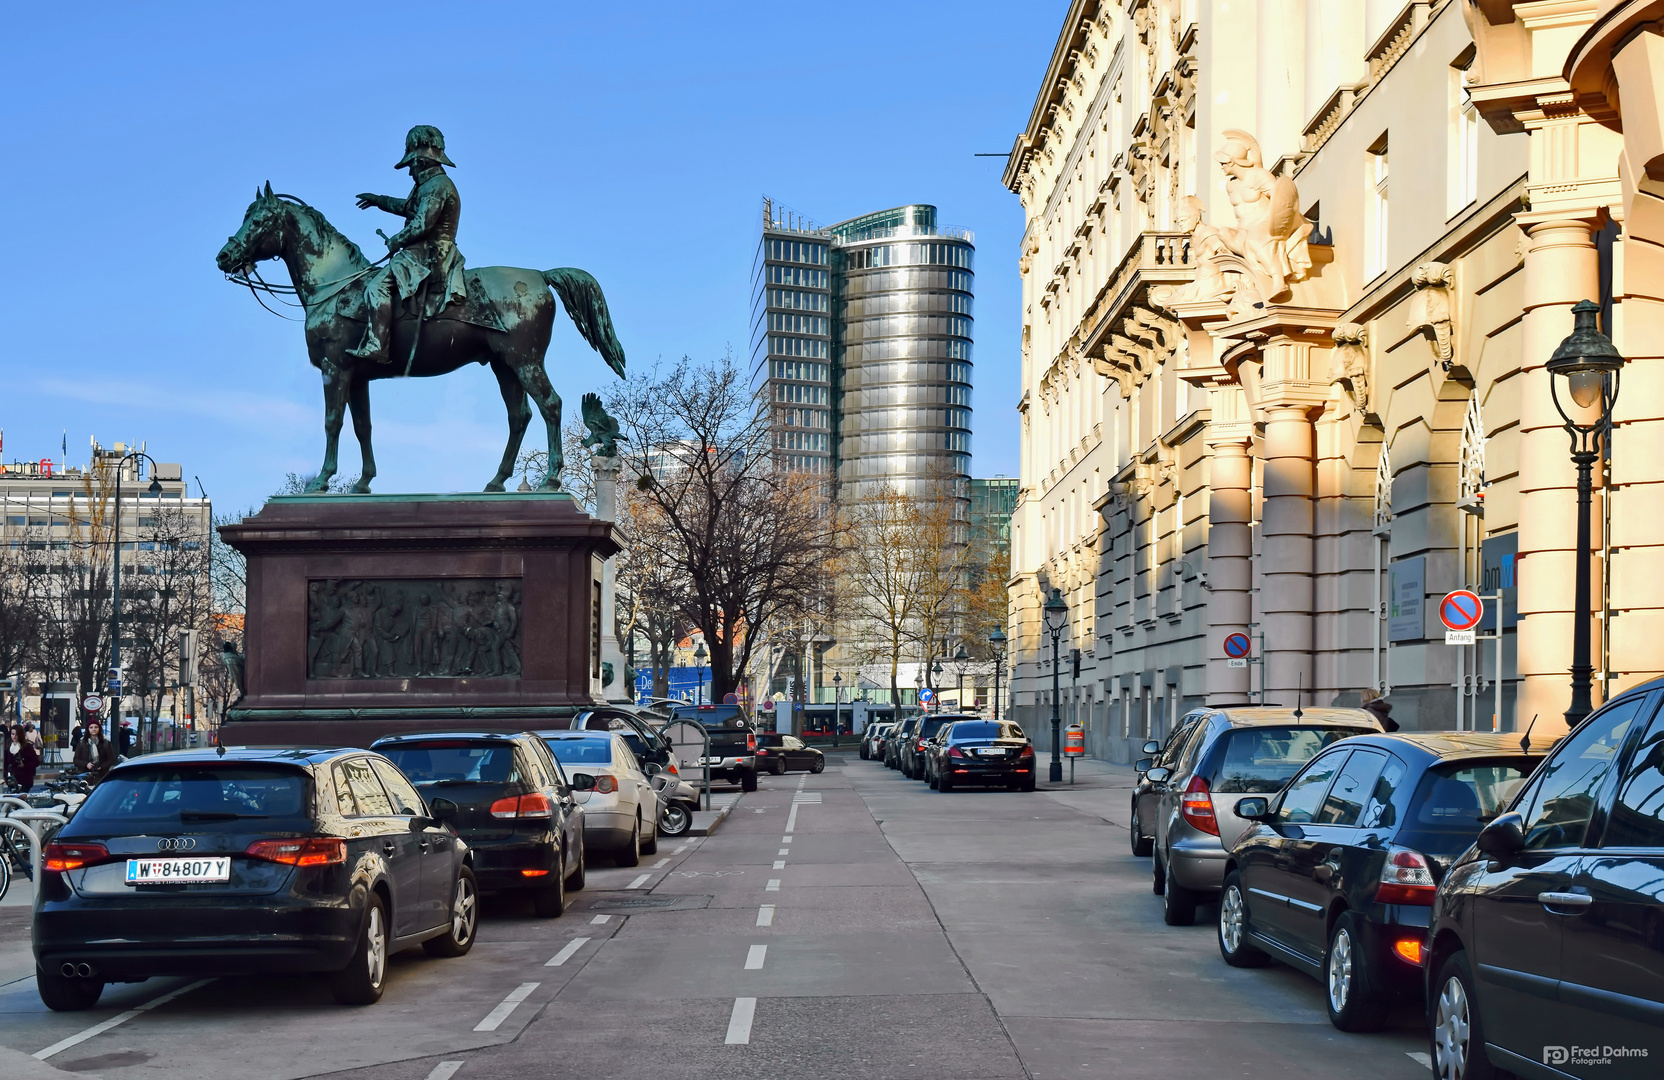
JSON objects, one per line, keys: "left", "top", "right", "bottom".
{"left": 1547, "top": 300, "right": 1624, "bottom": 420}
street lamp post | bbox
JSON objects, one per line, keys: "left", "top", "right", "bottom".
{"left": 953, "top": 644, "right": 968, "bottom": 712}
{"left": 988, "top": 627, "right": 1007, "bottom": 720}
{"left": 1043, "top": 588, "right": 1068, "bottom": 783}
{"left": 694, "top": 640, "right": 708, "bottom": 705}
{"left": 832, "top": 671, "right": 843, "bottom": 748}
{"left": 1546, "top": 299, "right": 1625, "bottom": 728}
{"left": 110, "top": 450, "right": 164, "bottom": 755}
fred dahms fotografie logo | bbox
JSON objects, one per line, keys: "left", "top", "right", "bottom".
{"left": 1545, "top": 1045, "right": 1650, "bottom": 1067}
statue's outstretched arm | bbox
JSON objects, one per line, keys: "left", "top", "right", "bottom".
{"left": 387, "top": 188, "right": 443, "bottom": 250}
{"left": 355, "top": 193, "right": 410, "bottom": 216}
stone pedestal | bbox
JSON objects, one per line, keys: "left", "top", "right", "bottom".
{"left": 592, "top": 456, "right": 632, "bottom": 703}
{"left": 220, "top": 493, "right": 621, "bottom": 747}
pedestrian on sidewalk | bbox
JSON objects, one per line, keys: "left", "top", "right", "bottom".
{"left": 74, "top": 720, "right": 116, "bottom": 783}
{"left": 24, "top": 721, "right": 43, "bottom": 755}
{"left": 1359, "top": 689, "right": 1399, "bottom": 732}
{"left": 6, "top": 723, "right": 40, "bottom": 792}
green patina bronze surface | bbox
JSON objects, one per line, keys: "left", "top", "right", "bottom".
{"left": 216, "top": 125, "right": 626, "bottom": 494}
{"left": 580, "top": 392, "right": 624, "bottom": 457}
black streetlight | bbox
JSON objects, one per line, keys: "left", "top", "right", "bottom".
{"left": 832, "top": 671, "right": 843, "bottom": 747}
{"left": 693, "top": 640, "right": 708, "bottom": 705}
{"left": 1546, "top": 299, "right": 1624, "bottom": 728}
{"left": 1043, "top": 588, "right": 1068, "bottom": 782}
{"left": 110, "top": 450, "right": 164, "bottom": 753}
{"left": 952, "top": 644, "right": 968, "bottom": 711}
{"left": 988, "top": 627, "right": 1007, "bottom": 720}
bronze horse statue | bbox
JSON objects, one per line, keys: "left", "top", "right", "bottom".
{"left": 215, "top": 183, "right": 624, "bottom": 492}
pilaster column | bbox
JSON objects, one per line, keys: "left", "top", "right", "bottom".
{"left": 592, "top": 454, "right": 631, "bottom": 703}
{"left": 1206, "top": 430, "right": 1253, "bottom": 703}
{"left": 1516, "top": 217, "right": 1602, "bottom": 736}
{"left": 1262, "top": 405, "right": 1316, "bottom": 704}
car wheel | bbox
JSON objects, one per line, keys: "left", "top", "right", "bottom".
{"left": 1431, "top": 951, "right": 1499, "bottom": 1080}
{"left": 1162, "top": 861, "right": 1197, "bottom": 925}
{"left": 1325, "top": 912, "right": 1387, "bottom": 1032}
{"left": 1152, "top": 852, "right": 1167, "bottom": 895}
{"left": 928, "top": 769, "right": 939, "bottom": 789}
{"left": 859, "top": 746, "right": 869, "bottom": 760}
{"left": 616, "top": 817, "right": 641, "bottom": 867}
{"left": 424, "top": 867, "right": 479, "bottom": 957}
{"left": 533, "top": 853, "right": 567, "bottom": 918}
{"left": 1130, "top": 805, "right": 1154, "bottom": 857}
{"left": 641, "top": 812, "right": 659, "bottom": 855}
{"left": 1217, "top": 872, "right": 1268, "bottom": 967}
{"left": 811, "top": 757, "right": 824, "bottom": 774}
{"left": 741, "top": 770, "right": 759, "bottom": 793}
{"left": 659, "top": 802, "right": 691, "bottom": 837}
{"left": 1020, "top": 774, "right": 1036, "bottom": 792}
{"left": 938, "top": 771, "right": 955, "bottom": 792}
{"left": 565, "top": 837, "right": 587, "bottom": 890}
{"left": 36, "top": 965, "right": 104, "bottom": 1011}
{"left": 331, "top": 892, "right": 389, "bottom": 1005}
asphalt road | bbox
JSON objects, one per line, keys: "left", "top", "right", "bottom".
{"left": 0, "top": 758, "right": 1433, "bottom": 1079}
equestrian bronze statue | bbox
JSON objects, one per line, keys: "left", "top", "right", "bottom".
{"left": 215, "top": 125, "right": 624, "bottom": 493}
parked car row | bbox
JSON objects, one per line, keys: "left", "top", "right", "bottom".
{"left": 31, "top": 716, "right": 681, "bottom": 1013}
{"left": 1130, "top": 690, "right": 1664, "bottom": 1080}
{"left": 865, "top": 714, "right": 1037, "bottom": 792}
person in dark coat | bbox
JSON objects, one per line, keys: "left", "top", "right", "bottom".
{"left": 1360, "top": 691, "right": 1400, "bottom": 732}
{"left": 6, "top": 724, "right": 41, "bottom": 792}
{"left": 73, "top": 720, "right": 117, "bottom": 783}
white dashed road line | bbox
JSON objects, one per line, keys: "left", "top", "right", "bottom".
{"left": 34, "top": 978, "right": 215, "bottom": 1060}
{"left": 546, "top": 937, "right": 590, "bottom": 966}
{"left": 474, "top": 982, "right": 540, "bottom": 1032}
{"left": 781, "top": 835, "right": 793, "bottom": 842}
{"left": 745, "top": 944, "right": 768, "bottom": 970}
{"left": 673, "top": 843, "right": 688, "bottom": 853}
{"left": 626, "top": 873, "right": 651, "bottom": 889}
{"left": 772, "top": 859, "right": 786, "bottom": 869}
{"left": 756, "top": 904, "right": 775, "bottom": 926}
{"left": 425, "top": 1062, "right": 465, "bottom": 1080}
{"left": 785, "top": 804, "right": 799, "bottom": 831}
{"left": 766, "top": 878, "right": 780, "bottom": 891}
{"left": 652, "top": 858, "right": 670, "bottom": 867}
{"left": 590, "top": 914, "right": 612, "bottom": 925}
{"left": 777, "top": 848, "right": 789, "bottom": 855}
{"left": 725, "top": 997, "right": 757, "bottom": 1044}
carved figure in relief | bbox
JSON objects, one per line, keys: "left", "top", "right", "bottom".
{"left": 1330, "top": 323, "right": 1371, "bottom": 412}
{"left": 372, "top": 593, "right": 413, "bottom": 677}
{"left": 492, "top": 582, "right": 522, "bottom": 676}
{"left": 1407, "top": 261, "right": 1456, "bottom": 368}
{"left": 308, "top": 578, "right": 522, "bottom": 680}
{"left": 1214, "top": 130, "right": 1313, "bottom": 305}
{"left": 308, "top": 581, "right": 348, "bottom": 676}
{"left": 1150, "top": 197, "right": 1233, "bottom": 308}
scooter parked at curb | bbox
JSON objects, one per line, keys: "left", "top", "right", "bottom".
{"left": 648, "top": 769, "right": 699, "bottom": 837}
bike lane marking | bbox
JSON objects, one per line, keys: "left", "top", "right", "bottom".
{"left": 765, "top": 878, "right": 780, "bottom": 891}
{"left": 625, "top": 873, "right": 651, "bottom": 889}
{"left": 724, "top": 997, "right": 756, "bottom": 1044}
{"left": 545, "top": 938, "right": 591, "bottom": 967}
{"left": 473, "top": 982, "right": 539, "bottom": 1032}
{"left": 744, "top": 945, "right": 767, "bottom": 970}
{"left": 756, "top": 905, "right": 775, "bottom": 927}
{"left": 590, "top": 914, "right": 611, "bottom": 925}
{"left": 424, "top": 1062, "right": 464, "bottom": 1080}
{"left": 33, "top": 978, "right": 214, "bottom": 1060}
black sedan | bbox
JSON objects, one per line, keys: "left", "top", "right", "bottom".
{"left": 923, "top": 720, "right": 1036, "bottom": 792}
{"left": 755, "top": 733, "right": 825, "bottom": 774}
{"left": 373, "top": 731, "right": 586, "bottom": 917}
{"left": 1218, "top": 732, "right": 1549, "bottom": 1032}
{"left": 1426, "top": 682, "right": 1664, "bottom": 1080}
{"left": 33, "top": 747, "right": 477, "bottom": 1010}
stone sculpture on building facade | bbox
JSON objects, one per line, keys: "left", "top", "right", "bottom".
{"left": 307, "top": 578, "right": 522, "bottom": 679}
{"left": 1329, "top": 323, "right": 1371, "bottom": 413}
{"left": 1407, "top": 261, "right": 1456, "bottom": 370}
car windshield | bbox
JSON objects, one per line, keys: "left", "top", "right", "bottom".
{"left": 1212, "top": 726, "right": 1364, "bottom": 793}
{"left": 543, "top": 736, "right": 614, "bottom": 765}
{"left": 948, "top": 722, "right": 1005, "bottom": 741}
{"left": 1395, "top": 757, "right": 1540, "bottom": 854}
{"left": 72, "top": 765, "right": 310, "bottom": 830}
{"left": 377, "top": 743, "right": 516, "bottom": 785}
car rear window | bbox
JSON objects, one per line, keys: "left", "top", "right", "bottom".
{"left": 948, "top": 722, "right": 1004, "bottom": 741}
{"left": 378, "top": 744, "right": 518, "bottom": 785}
{"left": 918, "top": 718, "right": 952, "bottom": 739}
{"left": 1394, "top": 758, "right": 1539, "bottom": 854}
{"left": 72, "top": 766, "right": 311, "bottom": 830}
{"left": 1211, "top": 727, "right": 1364, "bottom": 792}
{"left": 758, "top": 734, "right": 786, "bottom": 747}
{"left": 543, "top": 736, "right": 614, "bottom": 765}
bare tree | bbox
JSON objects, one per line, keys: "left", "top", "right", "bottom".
{"left": 609, "top": 351, "right": 835, "bottom": 702}
{"left": 837, "top": 482, "right": 922, "bottom": 707}
{"left": 124, "top": 506, "right": 212, "bottom": 746}
{"left": 0, "top": 534, "right": 46, "bottom": 720}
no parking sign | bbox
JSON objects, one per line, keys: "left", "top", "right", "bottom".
{"left": 1440, "top": 590, "right": 1483, "bottom": 644}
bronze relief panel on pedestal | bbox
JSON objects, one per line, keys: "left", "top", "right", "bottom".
{"left": 307, "top": 578, "right": 522, "bottom": 679}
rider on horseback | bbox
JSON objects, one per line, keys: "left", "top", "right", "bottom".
{"left": 348, "top": 125, "right": 469, "bottom": 364}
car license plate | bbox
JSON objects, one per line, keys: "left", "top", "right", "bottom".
{"left": 125, "top": 857, "right": 232, "bottom": 885}
{"left": 976, "top": 748, "right": 1004, "bottom": 757}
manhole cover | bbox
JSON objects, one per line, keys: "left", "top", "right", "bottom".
{"left": 587, "top": 895, "right": 713, "bottom": 913}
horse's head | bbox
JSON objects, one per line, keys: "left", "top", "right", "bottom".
{"left": 216, "top": 181, "right": 288, "bottom": 275}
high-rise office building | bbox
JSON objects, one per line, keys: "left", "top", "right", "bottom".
{"left": 751, "top": 200, "right": 974, "bottom": 496}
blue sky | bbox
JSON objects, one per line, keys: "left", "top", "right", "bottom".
{"left": 1, "top": 2, "right": 1061, "bottom": 513}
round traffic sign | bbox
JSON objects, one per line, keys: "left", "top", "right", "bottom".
{"left": 919, "top": 688, "right": 935, "bottom": 703}
{"left": 723, "top": 692, "right": 738, "bottom": 705}
{"left": 1440, "top": 590, "right": 1484, "bottom": 632}
{"left": 1223, "top": 633, "right": 1252, "bottom": 658}
{"left": 82, "top": 695, "right": 103, "bottom": 713}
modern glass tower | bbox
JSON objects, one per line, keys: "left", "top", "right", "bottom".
{"left": 752, "top": 199, "right": 974, "bottom": 494}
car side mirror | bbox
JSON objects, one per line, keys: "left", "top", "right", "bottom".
{"left": 642, "top": 761, "right": 663, "bottom": 778}
{"left": 1134, "top": 758, "right": 1153, "bottom": 773}
{"left": 1142, "top": 741, "right": 1161, "bottom": 755}
{"left": 1237, "top": 797, "right": 1272, "bottom": 821}
{"left": 1144, "top": 766, "right": 1170, "bottom": 784}
{"left": 1476, "top": 811, "right": 1525, "bottom": 859}
{"left": 428, "top": 796, "right": 458, "bottom": 821}
{"left": 569, "top": 773, "right": 597, "bottom": 792}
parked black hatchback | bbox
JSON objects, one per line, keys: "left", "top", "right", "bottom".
{"left": 1218, "top": 732, "right": 1549, "bottom": 1033}
{"left": 33, "top": 747, "right": 477, "bottom": 1011}
{"left": 372, "top": 731, "right": 585, "bottom": 917}
{"left": 1426, "top": 682, "right": 1664, "bottom": 1080}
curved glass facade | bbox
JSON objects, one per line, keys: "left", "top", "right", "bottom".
{"left": 751, "top": 199, "right": 974, "bottom": 498}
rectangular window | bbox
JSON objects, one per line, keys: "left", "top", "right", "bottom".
{"left": 1449, "top": 56, "right": 1479, "bottom": 216}
{"left": 1366, "top": 135, "right": 1389, "bottom": 280}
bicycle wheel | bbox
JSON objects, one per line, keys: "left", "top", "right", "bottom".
{"left": 0, "top": 845, "right": 11, "bottom": 902}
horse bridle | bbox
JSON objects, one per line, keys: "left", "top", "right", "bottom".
{"left": 225, "top": 195, "right": 390, "bottom": 319}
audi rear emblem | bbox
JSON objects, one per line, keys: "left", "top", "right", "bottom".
{"left": 156, "top": 837, "right": 197, "bottom": 851}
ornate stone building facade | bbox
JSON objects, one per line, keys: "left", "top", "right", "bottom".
{"left": 1004, "top": 0, "right": 1664, "bottom": 759}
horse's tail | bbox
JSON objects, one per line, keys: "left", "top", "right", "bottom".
{"left": 543, "top": 268, "right": 626, "bottom": 378}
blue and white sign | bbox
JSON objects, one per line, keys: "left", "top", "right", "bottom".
{"left": 918, "top": 688, "right": 935, "bottom": 704}
{"left": 632, "top": 665, "right": 711, "bottom": 703}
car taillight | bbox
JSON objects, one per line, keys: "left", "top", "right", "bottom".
{"left": 1019, "top": 745, "right": 1034, "bottom": 758}
{"left": 594, "top": 775, "right": 619, "bottom": 795}
{"left": 43, "top": 842, "right": 110, "bottom": 872}
{"left": 747, "top": 736, "right": 757, "bottom": 751}
{"left": 245, "top": 837, "right": 346, "bottom": 866}
{"left": 517, "top": 793, "right": 553, "bottom": 818}
{"left": 756, "top": 748, "right": 770, "bottom": 755}
{"left": 948, "top": 746, "right": 965, "bottom": 759}
{"left": 1376, "top": 846, "right": 1437, "bottom": 905}
{"left": 1180, "top": 776, "right": 1218, "bottom": 836}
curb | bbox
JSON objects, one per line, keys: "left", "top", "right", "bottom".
{"left": 689, "top": 800, "right": 735, "bottom": 837}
